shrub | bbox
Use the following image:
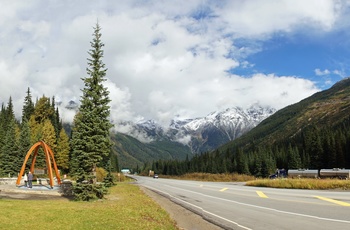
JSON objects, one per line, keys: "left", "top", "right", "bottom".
{"left": 73, "top": 182, "right": 108, "bottom": 201}
{"left": 103, "top": 171, "right": 115, "bottom": 187}
{"left": 96, "top": 167, "right": 108, "bottom": 182}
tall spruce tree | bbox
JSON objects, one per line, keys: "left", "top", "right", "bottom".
{"left": 0, "top": 98, "right": 19, "bottom": 177}
{"left": 0, "top": 104, "right": 6, "bottom": 175}
{"left": 18, "top": 119, "right": 31, "bottom": 172}
{"left": 70, "top": 23, "right": 113, "bottom": 184}
{"left": 22, "top": 87, "right": 35, "bottom": 123}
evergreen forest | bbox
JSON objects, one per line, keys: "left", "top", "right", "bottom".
{"left": 148, "top": 119, "right": 350, "bottom": 178}
{"left": 0, "top": 90, "right": 70, "bottom": 177}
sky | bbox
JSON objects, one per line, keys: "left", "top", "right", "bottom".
{"left": 1, "top": 0, "right": 350, "bottom": 132}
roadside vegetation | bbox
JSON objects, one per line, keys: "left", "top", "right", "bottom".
{"left": 160, "top": 172, "right": 255, "bottom": 182}
{"left": 0, "top": 182, "right": 179, "bottom": 230}
{"left": 246, "top": 178, "right": 350, "bottom": 190}
{"left": 158, "top": 172, "right": 350, "bottom": 190}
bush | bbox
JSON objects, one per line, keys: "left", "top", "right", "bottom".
{"left": 103, "top": 172, "right": 115, "bottom": 187}
{"left": 96, "top": 167, "right": 108, "bottom": 182}
{"left": 73, "top": 182, "right": 108, "bottom": 201}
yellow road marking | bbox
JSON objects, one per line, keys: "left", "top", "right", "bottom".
{"left": 199, "top": 184, "right": 203, "bottom": 187}
{"left": 315, "top": 196, "right": 350, "bottom": 206}
{"left": 220, "top": 188, "right": 228, "bottom": 192}
{"left": 256, "top": 191, "right": 268, "bottom": 198}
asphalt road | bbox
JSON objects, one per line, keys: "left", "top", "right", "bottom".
{"left": 131, "top": 175, "right": 350, "bottom": 230}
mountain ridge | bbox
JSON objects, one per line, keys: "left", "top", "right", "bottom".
{"left": 219, "top": 77, "right": 350, "bottom": 153}
{"left": 127, "top": 105, "right": 276, "bottom": 153}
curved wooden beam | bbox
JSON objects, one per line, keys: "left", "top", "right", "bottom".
{"left": 16, "top": 142, "right": 41, "bottom": 185}
{"left": 46, "top": 145, "right": 61, "bottom": 185}
{"left": 16, "top": 141, "right": 62, "bottom": 188}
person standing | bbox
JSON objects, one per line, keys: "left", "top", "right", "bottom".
{"left": 27, "top": 171, "right": 33, "bottom": 189}
{"left": 24, "top": 173, "right": 28, "bottom": 187}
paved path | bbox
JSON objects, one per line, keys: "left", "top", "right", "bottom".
{"left": 0, "top": 184, "right": 62, "bottom": 196}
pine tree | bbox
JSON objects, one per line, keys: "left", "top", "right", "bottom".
{"left": 50, "top": 96, "right": 61, "bottom": 137}
{"left": 18, "top": 119, "right": 32, "bottom": 172}
{"left": 22, "top": 87, "right": 35, "bottom": 123}
{"left": 1, "top": 118, "right": 19, "bottom": 177}
{"left": 287, "top": 144, "right": 301, "bottom": 169}
{"left": 70, "top": 23, "right": 113, "bottom": 185}
{"left": 29, "top": 115, "right": 42, "bottom": 144}
{"left": 33, "top": 96, "right": 54, "bottom": 124}
{"left": 0, "top": 98, "right": 19, "bottom": 177}
{"left": 42, "top": 119, "right": 57, "bottom": 152}
{"left": 0, "top": 104, "right": 6, "bottom": 175}
{"left": 236, "top": 148, "right": 250, "bottom": 174}
{"left": 56, "top": 128, "right": 70, "bottom": 173}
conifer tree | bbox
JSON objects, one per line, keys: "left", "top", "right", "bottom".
{"left": 1, "top": 119, "right": 19, "bottom": 176}
{"left": 50, "top": 96, "right": 61, "bottom": 137}
{"left": 33, "top": 96, "right": 54, "bottom": 124}
{"left": 287, "top": 144, "right": 301, "bottom": 169}
{"left": 22, "top": 87, "right": 35, "bottom": 123}
{"left": 56, "top": 128, "right": 70, "bottom": 173}
{"left": 18, "top": 119, "right": 32, "bottom": 171}
{"left": 0, "top": 98, "right": 19, "bottom": 177}
{"left": 0, "top": 104, "right": 6, "bottom": 174}
{"left": 42, "top": 119, "right": 57, "bottom": 152}
{"left": 29, "top": 115, "right": 42, "bottom": 144}
{"left": 70, "top": 23, "right": 113, "bottom": 184}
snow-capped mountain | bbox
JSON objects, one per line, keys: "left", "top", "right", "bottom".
{"left": 127, "top": 105, "right": 276, "bottom": 153}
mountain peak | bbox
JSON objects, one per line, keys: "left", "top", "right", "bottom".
{"left": 119, "top": 105, "right": 276, "bottom": 153}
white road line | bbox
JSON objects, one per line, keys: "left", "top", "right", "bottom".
{"left": 144, "top": 185, "right": 252, "bottom": 230}
{"left": 163, "top": 185, "right": 350, "bottom": 224}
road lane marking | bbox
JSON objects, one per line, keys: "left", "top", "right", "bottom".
{"left": 256, "top": 191, "right": 268, "bottom": 198}
{"left": 144, "top": 185, "right": 252, "bottom": 230}
{"left": 199, "top": 184, "right": 203, "bottom": 187}
{"left": 161, "top": 185, "right": 350, "bottom": 224}
{"left": 315, "top": 196, "right": 350, "bottom": 206}
{"left": 220, "top": 188, "right": 228, "bottom": 192}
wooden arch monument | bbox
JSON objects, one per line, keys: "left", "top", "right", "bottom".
{"left": 16, "top": 140, "right": 61, "bottom": 188}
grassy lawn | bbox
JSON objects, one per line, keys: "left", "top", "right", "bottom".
{"left": 0, "top": 183, "right": 178, "bottom": 230}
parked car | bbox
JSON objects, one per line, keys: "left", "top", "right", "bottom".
{"left": 153, "top": 174, "right": 159, "bottom": 179}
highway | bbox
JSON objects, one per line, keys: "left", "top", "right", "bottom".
{"left": 131, "top": 175, "right": 350, "bottom": 230}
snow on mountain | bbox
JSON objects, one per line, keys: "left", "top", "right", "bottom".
{"left": 122, "top": 105, "right": 276, "bottom": 153}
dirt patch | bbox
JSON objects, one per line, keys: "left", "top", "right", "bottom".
{"left": 140, "top": 187, "right": 223, "bottom": 230}
{"left": 0, "top": 191, "right": 71, "bottom": 200}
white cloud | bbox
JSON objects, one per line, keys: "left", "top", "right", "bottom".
{"left": 0, "top": 0, "right": 347, "bottom": 129}
{"left": 315, "top": 68, "right": 331, "bottom": 76}
{"left": 333, "top": 69, "right": 347, "bottom": 78}
{"left": 219, "top": 0, "right": 341, "bottom": 37}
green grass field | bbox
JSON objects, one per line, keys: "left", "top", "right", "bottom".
{"left": 0, "top": 183, "right": 178, "bottom": 230}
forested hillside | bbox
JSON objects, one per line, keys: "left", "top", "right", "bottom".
{"left": 111, "top": 133, "right": 193, "bottom": 170}
{"left": 149, "top": 78, "right": 350, "bottom": 177}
